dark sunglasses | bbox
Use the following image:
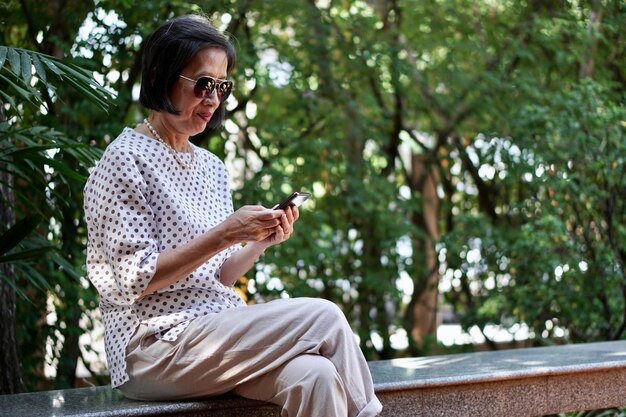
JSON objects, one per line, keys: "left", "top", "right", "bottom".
{"left": 179, "top": 74, "right": 233, "bottom": 102}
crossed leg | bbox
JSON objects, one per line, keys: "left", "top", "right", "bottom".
{"left": 120, "top": 297, "right": 382, "bottom": 417}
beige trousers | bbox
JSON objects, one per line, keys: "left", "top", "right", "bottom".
{"left": 119, "top": 297, "right": 383, "bottom": 417}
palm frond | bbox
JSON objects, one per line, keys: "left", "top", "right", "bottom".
{"left": 0, "top": 215, "right": 43, "bottom": 257}
{"left": 0, "top": 46, "right": 111, "bottom": 294}
{"left": 0, "top": 46, "right": 114, "bottom": 113}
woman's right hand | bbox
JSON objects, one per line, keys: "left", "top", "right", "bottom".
{"left": 221, "top": 205, "right": 283, "bottom": 244}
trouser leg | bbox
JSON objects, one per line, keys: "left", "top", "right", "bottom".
{"left": 120, "top": 298, "right": 382, "bottom": 416}
{"left": 234, "top": 354, "right": 348, "bottom": 417}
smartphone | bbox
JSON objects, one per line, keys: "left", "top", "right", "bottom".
{"left": 273, "top": 191, "right": 311, "bottom": 210}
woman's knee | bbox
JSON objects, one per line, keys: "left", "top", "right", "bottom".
{"left": 292, "top": 355, "right": 343, "bottom": 391}
{"left": 276, "top": 355, "right": 348, "bottom": 416}
{"left": 299, "top": 297, "right": 345, "bottom": 322}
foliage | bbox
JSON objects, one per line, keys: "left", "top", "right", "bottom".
{"left": 0, "top": 46, "right": 110, "bottom": 259}
{"left": 1, "top": 0, "right": 624, "bottom": 392}
{"left": 504, "top": 81, "right": 625, "bottom": 342}
{"left": 0, "top": 43, "right": 112, "bottom": 390}
{"left": 560, "top": 407, "right": 626, "bottom": 417}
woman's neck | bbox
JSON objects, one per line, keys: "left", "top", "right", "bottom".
{"left": 145, "top": 114, "right": 191, "bottom": 152}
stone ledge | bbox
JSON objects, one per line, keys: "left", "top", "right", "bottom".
{"left": 373, "top": 340, "right": 626, "bottom": 416}
{"left": 2, "top": 340, "right": 626, "bottom": 417}
{"left": 371, "top": 340, "right": 626, "bottom": 391}
{"left": 0, "top": 387, "right": 281, "bottom": 417}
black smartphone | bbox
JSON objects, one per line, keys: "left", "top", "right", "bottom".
{"left": 273, "top": 191, "right": 311, "bottom": 210}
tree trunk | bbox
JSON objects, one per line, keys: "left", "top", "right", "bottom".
{"left": 579, "top": 0, "right": 603, "bottom": 79}
{"left": 405, "top": 154, "right": 440, "bottom": 352}
{"left": 0, "top": 132, "right": 26, "bottom": 393}
{"left": 0, "top": 261, "right": 25, "bottom": 394}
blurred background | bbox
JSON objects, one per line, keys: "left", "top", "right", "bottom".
{"left": 1, "top": 1, "right": 624, "bottom": 408}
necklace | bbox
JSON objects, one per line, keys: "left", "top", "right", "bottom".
{"left": 143, "top": 118, "right": 195, "bottom": 170}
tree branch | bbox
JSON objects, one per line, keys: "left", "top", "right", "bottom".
{"left": 451, "top": 132, "right": 499, "bottom": 221}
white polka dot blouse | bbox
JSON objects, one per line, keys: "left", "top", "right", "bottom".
{"left": 84, "top": 128, "right": 244, "bottom": 387}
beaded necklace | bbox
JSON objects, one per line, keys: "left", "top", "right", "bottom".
{"left": 143, "top": 118, "right": 195, "bottom": 170}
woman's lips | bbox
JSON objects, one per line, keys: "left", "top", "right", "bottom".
{"left": 197, "top": 112, "right": 213, "bottom": 122}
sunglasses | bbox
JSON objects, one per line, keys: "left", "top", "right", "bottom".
{"left": 179, "top": 74, "right": 233, "bottom": 102}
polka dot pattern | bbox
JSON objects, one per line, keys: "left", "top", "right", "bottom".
{"left": 84, "top": 128, "right": 243, "bottom": 387}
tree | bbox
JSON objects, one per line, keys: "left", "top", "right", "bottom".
{"left": 436, "top": 0, "right": 625, "bottom": 346}
{"left": 0, "top": 45, "right": 111, "bottom": 392}
{"left": 1, "top": 0, "right": 624, "bottom": 392}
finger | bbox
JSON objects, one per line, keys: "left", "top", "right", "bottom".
{"left": 288, "top": 206, "right": 299, "bottom": 229}
{"left": 260, "top": 208, "right": 285, "bottom": 220}
{"left": 283, "top": 225, "right": 292, "bottom": 240}
{"left": 280, "top": 213, "right": 292, "bottom": 235}
{"left": 265, "top": 229, "right": 278, "bottom": 241}
{"left": 261, "top": 225, "right": 281, "bottom": 241}
{"left": 252, "top": 210, "right": 283, "bottom": 226}
{"left": 284, "top": 206, "right": 295, "bottom": 223}
{"left": 238, "top": 205, "right": 266, "bottom": 212}
{"left": 291, "top": 205, "right": 300, "bottom": 221}
{"left": 274, "top": 225, "right": 285, "bottom": 241}
{"left": 258, "top": 218, "right": 282, "bottom": 231}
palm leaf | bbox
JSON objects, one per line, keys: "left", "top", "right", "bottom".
{"left": 18, "top": 264, "right": 53, "bottom": 293}
{"left": 0, "top": 47, "right": 7, "bottom": 68}
{"left": 0, "top": 270, "right": 30, "bottom": 301}
{"left": 0, "top": 90, "right": 17, "bottom": 108}
{"left": 30, "top": 53, "right": 46, "bottom": 83}
{"left": 49, "top": 250, "right": 82, "bottom": 281}
{"left": 0, "top": 215, "right": 44, "bottom": 257}
{"left": 0, "top": 125, "right": 100, "bottom": 184}
{"left": 0, "top": 247, "right": 52, "bottom": 263}
{"left": 0, "top": 46, "right": 115, "bottom": 112}
{"left": 0, "top": 46, "right": 111, "bottom": 301}
{"left": 7, "top": 47, "right": 20, "bottom": 75}
{"left": 20, "top": 51, "right": 32, "bottom": 84}
{"left": 0, "top": 72, "right": 41, "bottom": 108}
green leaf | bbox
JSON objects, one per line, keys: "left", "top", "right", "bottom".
{"left": 0, "top": 46, "right": 7, "bottom": 69}
{"left": 5, "top": 143, "right": 83, "bottom": 157}
{"left": 18, "top": 264, "right": 53, "bottom": 292}
{"left": 49, "top": 251, "right": 81, "bottom": 281}
{"left": 0, "top": 90, "right": 17, "bottom": 109}
{"left": 20, "top": 51, "right": 32, "bottom": 84}
{"left": 7, "top": 47, "right": 20, "bottom": 75}
{"left": 0, "top": 246, "right": 52, "bottom": 263}
{"left": 31, "top": 53, "right": 47, "bottom": 83}
{"left": 54, "top": 61, "right": 111, "bottom": 100}
{"left": 0, "top": 215, "right": 44, "bottom": 256}
{"left": 0, "top": 72, "right": 41, "bottom": 107}
{"left": 38, "top": 56, "right": 112, "bottom": 111}
{"left": 26, "top": 153, "right": 86, "bottom": 181}
{"left": 53, "top": 60, "right": 93, "bottom": 79}
{"left": 42, "top": 56, "right": 63, "bottom": 76}
{"left": 0, "top": 272, "right": 30, "bottom": 301}
{"left": 59, "top": 75, "right": 111, "bottom": 112}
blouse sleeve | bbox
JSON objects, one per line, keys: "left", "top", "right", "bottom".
{"left": 213, "top": 157, "right": 242, "bottom": 280}
{"left": 84, "top": 146, "right": 159, "bottom": 306}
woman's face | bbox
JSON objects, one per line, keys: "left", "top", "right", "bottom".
{"left": 163, "top": 47, "right": 229, "bottom": 138}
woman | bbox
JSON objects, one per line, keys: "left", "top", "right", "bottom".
{"left": 84, "top": 13, "right": 382, "bottom": 417}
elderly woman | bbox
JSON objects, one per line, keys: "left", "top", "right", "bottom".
{"left": 84, "top": 13, "right": 382, "bottom": 417}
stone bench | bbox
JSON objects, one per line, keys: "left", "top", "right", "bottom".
{"left": 2, "top": 340, "right": 626, "bottom": 417}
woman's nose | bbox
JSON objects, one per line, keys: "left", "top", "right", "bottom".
{"left": 203, "top": 89, "right": 219, "bottom": 106}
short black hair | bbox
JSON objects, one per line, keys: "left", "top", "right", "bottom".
{"left": 139, "top": 14, "right": 236, "bottom": 132}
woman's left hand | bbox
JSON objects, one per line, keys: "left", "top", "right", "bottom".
{"left": 219, "top": 205, "right": 301, "bottom": 285}
{"left": 258, "top": 205, "right": 299, "bottom": 249}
